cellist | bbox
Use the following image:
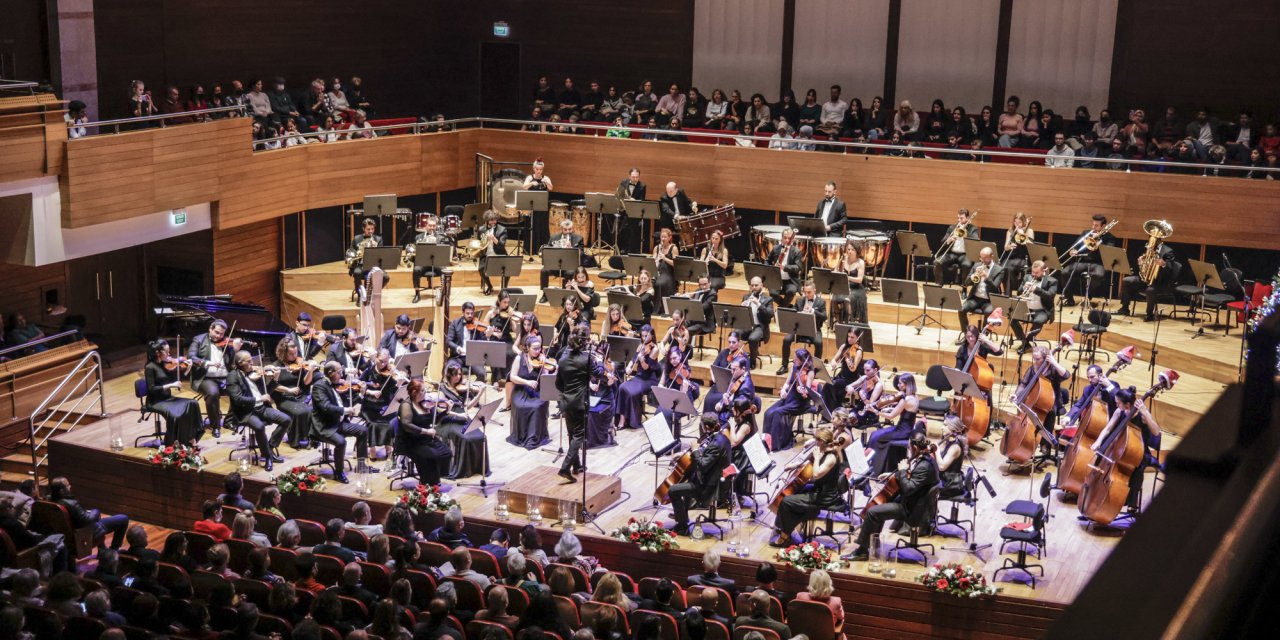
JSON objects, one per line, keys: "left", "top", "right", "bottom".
{"left": 846, "top": 433, "right": 939, "bottom": 561}
{"left": 954, "top": 324, "right": 1003, "bottom": 372}
{"left": 1090, "top": 386, "right": 1162, "bottom": 513}
{"left": 668, "top": 414, "right": 731, "bottom": 537}
{"left": 769, "top": 427, "right": 846, "bottom": 548}
{"left": 1062, "top": 364, "right": 1118, "bottom": 431}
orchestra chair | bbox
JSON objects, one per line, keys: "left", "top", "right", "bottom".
{"left": 1227, "top": 279, "right": 1272, "bottom": 328}
{"left": 733, "top": 625, "right": 783, "bottom": 640}
{"left": 691, "top": 468, "right": 740, "bottom": 541}
{"left": 888, "top": 485, "right": 941, "bottom": 564}
{"left": 785, "top": 598, "right": 839, "bottom": 640}
{"left": 224, "top": 413, "right": 267, "bottom": 467}
{"left": 995, "top": 473, "right": 1050, "bottom": 588}
{"left": 254, "top": 510, "right": 285, "bottom": 543}
{"left": 548, "top": 562, "right": 590, "bottom": 593}
{"left": 267, "top": 546, "right": 299, "bottom": 581}
{"left": 934, "top": 467, "right": 977, "bottom": 542}
{"left": 467, "top": 620, "right": 515, "bottom": 640}
{"left": 500, "top": 584, "right": 530, "bottom": 616}
{"left": 386, "top": 418, "right": 417, "bottom": 490}
{"left": 581, "top": 601, "right": 631, "bottom": 637}
{"left": 133, "top": 376, "right": 165, "bottom": 448}
{"left": 882, "top": 419, "right": 929, "bottom": 477}
{"left": 599, "top": 255, "right": 627, "bottom": 285}
{"left": 1174, "top": 267, "right": 1243, "bottom": 330}
{"left": 804, "top": 472, "right": 857, "bottom": 551}
{"left": 639, "top": 577, "right": 687, "bottom": 609}
{"left": 341, "top": 527, "right": 370, "bottom": 553}
{"left": 1071, "top": 308, "right": 1111, "bottom": 364}
{"left": 234, "top": 577, "right": 272, "bottom": 607}
{"left": 30, "top": 500, "right": 97, "bottom": 559}
{"left": 919, "top": 366, "right": 952, "bottom": 420}
{"left": 223, "top": 538, "right": 255, "bottom": 574}
{"left": 404, "top": 569, "right": 437, "bottom": 610}
{"left": 632, "top": 609, "right": 680, "bottom": 640}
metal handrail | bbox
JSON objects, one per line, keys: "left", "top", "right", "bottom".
{"left": 27, "top": 350, "right": 107, "bottom": 458}
{"left": 0, "top": 330, "right": 82, "bottom": 358}
{"left": 255, "top": 116, "right": 477, "bottom": 146}
{"left": 0, "top": 79, "right": 39, "bottom": 94}
{"left": 77, "top": 104, "right": 248, "bottom": 134}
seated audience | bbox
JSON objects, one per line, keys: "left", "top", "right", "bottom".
{"left": 476, "top": 585, "right": 520, "bottom": 630}
{"left": 383, "top": 504, "right": 422, "bottom": 542}
{"left": 694, "top": 588, "right": 732, "bottom": 632}
{"left": 639, "top": 577, "right": 684, "bottom": 620}
{"left": 86, "top": 547, "right": 125, "bottom": 588}
{"left": 84, "top": 588, "right": 128, "bottom": 628}
{"left": 590, "top": 572, "right": 636, "bottom": 613}
{"left": 427, "top": 506, "right": 471, "bottom": 549}
{"left": 447, "top": 546, "right": 493, "bottom": 589}
{"left": 415, "top": 598, "right": 464, "bottom": 640}
{"left": 796, "top": 569, "right": 844, "bottom": 640}
{"left": 552, "top": 531, "right": 600, "bottom": 576}
{"left": 206, "top": 542, "right": 241, "bottom": 580}
{"left": 347, "top": 500, "right": 384, "bottom": 536}
{"left": 218, "top": 472, "right": 254, "bottom": 511}
{"left": 368, "top": 597, "right": 414, "bottom": 640}
{"left": 161, "top": 531, "right": 200, "bottom": 574}
{"left": 231, "top": 511, "right": 272, "bottom": 548}
{"left": 257, "top": 487, "right": 285, "bottom": 520}
{"left": 123, "top": 524, "right": 160, "bottom": 561}
{"left": 734, "top": 590, "right": 791, "bottom": 639}
{"left": 49, "top": 475, "right": 128, "bottom": 550}
{"left": 367, "top": 533, "right": 392, "bottom": 567}
{"left": 331, "top": 561, "right": 379, "bottom": 612}
{"left": 276, "top": 519, "right": 303, "bottom": 550}
{"left": 293, "top": 552, "right": 327, "bottom": 594}
{"left": 313, "top": 517, "right": 361, "bottom": 564}
{"left": 265, "top": 581, "right": 303, "bottom": 625}
{"left": 518, "top": 524, "right": 549, "bottom": 568}
{"left": 687, "top": 549, "right": 737, "bottom": 595}
{"left": 244, "top": 547, "right": 284, "bottom": 584}
{"left": 193, "top": 498, "right": 232, "bottom": 541}
{"left": 42, "top": 571, "right": 84, "bottom": 619}
{"left": 503, "top": 551, "right": 546, "bottom": 599}
{"left": 128, "top": 556, "right": 170, "bottom": 598}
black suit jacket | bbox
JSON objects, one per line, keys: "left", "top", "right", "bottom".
{"left": 556, "top": 348, "right": 601, "bottom": 420}
{"left": 766, "top": 244, "right": 804, "bottom": 281}
{"left": 687, "top": 572, "right": 739, "bottom": 596}
{"left": 310, "top": 378, "right": 348, "bottom": 433}
{"left": 478, "top": 225, "right": 508, "bottom": 256}
{"left": 815, "top": 197, "right": 848, "bottom": 234}
{"left": 741, "top": 292, "right": 776, "bottom": 328}
{"left": 659, "top": 189, "right": 694, "bottom": 228}
{"left": 943, "top": 222, "right": 980, "bottom": 251}
{"left": 0, "top": 515, "right": 44, "bottom": 550}
{"left": 349, "top": 234, "right": 382, "bottom": 253}
{"left": 690, "top": 432, "right": 730, "bottom": 502}
{"left": 283, "top": 330, "right": 326, "bottom": 361}
{"left": 1071, "top": 230, "right": 1117, "bottom": 264}
{"left": 187, "top": 333, "right": 225, "bottom": 387}
{"left": 790, "top": 295, "right": 827, "bottom": 333}
{"left": 965, "top": 261, "right": 1005, "bottom": 298}
{"left": 378, "top": 329, "right": 425, "bottom": 356}
{"left": 225, "top": 369, "right": 266, "bottom": 420}
{"left": 446, "top": 318, "right": 483, "bottom": 359}
{"left": 617, "top": 178, "right": 647, "bottom": 201}
{"left": 1023, "top": 274, "right": 1059, "bottom": 322}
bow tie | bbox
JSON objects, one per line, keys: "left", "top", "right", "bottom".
{"left": 825, "top": 198, "right": 833, "bottom": 203}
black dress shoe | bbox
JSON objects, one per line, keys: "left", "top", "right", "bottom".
{"left": 334, "top": 473, "right": 350, "bottom": 484}
{"left": 767, "top": 535, "right": 790, "bottom": 548}
{"left": 211, "top": 428, "right": 221, "bottom": 439}
{"left": 558, "top": 470, "right": 577, "bottom": 483}
{"left": 1117, "top": 306, "right": 1131, "bottom": 316}
{"left": 412, "top": 291, "right": 421, "bottom": 304}
{"left": 264, "top": 459, "right": 274, "bottom": 472}
{"left": 775, "top": 365, "right": 788, "bottom": 375}
{"left": 268, "top": 454, "right": 285, "bottom": 463}
{"left": 843, "top": 548, "right": 869, "bottom": 561}
{"left": 1143, "top": 315, "right": 1155, "bottom": 322}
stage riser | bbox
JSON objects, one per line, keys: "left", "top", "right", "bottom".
{"left": 497, "top": 466, "right": 623, "bottom": 519}
{"left": 47, "top": 434, "right": 1060, "bottom": 640}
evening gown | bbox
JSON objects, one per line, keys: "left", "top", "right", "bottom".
{"left": 396, "top": 402, "right": 455, "bottom": 486}
{"left": 867, "top": 409, "right": 918, "bottom": 475}
{"left": 143, "top": 362, "right": 203, "bottom": 446}
{"left": 268, "top": 365, "right": 313, "bottom": 447}
{"left": 763, "top": 377, "right": 813, "bottom": 452}
{"left": 507, "top": 358, "right": 551, "bottom": 449}
{"left": 616, "top": 348, "right": 660, "bottom": 428}
{"left": 821, "top": 353, "right": 859, "bottom": 414}
{"left": 441, "top": 385, "right": 491, "bottom": 478}
{"left": 586, "top": 376, "right": 618, "bottom": 448}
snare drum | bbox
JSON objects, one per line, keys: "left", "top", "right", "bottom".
{"left": 846, "top": 230, "right": 892, "bottom": 268}
{"left": 415, "top": 212, "right": 435, "bottom": 231}
{"left": 808, "top": 237, "right": 845, "bottom": 271}
{"left": 675, "top": 205, "right": 740, "bottom": 247}
{"left": 751, "top": 225, "right": 790, "bottom": 260}
{"left": 443, "top": 215, "right": 462, "bottom": 235}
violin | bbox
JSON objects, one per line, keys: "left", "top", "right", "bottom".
{"left": 464, "top": 319, "right": 490, "bottom": 334}
{"left": 334, "top": 379, "right": 366, "bottom": 394}
{"left": 162, "top": 356, "right": 193, "bottom": 372}
{"left": 528, "top": 356, "right": 558, "bottom": 372}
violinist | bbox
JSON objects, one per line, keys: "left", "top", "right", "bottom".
{"left": 360, "top": 349, "right": 403, "bottom": 462}
{"left": 477, "top": 210, "right": 510, "bottom": 296}
{"left": 958, "top": 247, "right": 1004, "bottom": 339}
{"left": 505, "top": 310, "right": 542, "bottom": 411}
{"left": 539, "top": 219, "right": 587, "bottom": 291}
{"left": 846, "top": 358, "right": 884, "bottom": 426}
{"left": 508, "top": 336, "right": 554, "bottom": 450}
{"left": 866, "top": 373, "right": 920, "bottom": 475}
{"left": 438, "top": 363, "right": 490, "bottom": 479}
{"left": 268, "top": 339, "right": 315, "bottom": 449}
{"left": 701, "top": 229, "right": 730, "bottom": 291}
{"left": 550, "top": 297, "right": 583, "bottom": 358}
{"left": 1060, "top": 214, "right": 1117, "bottom": 306}
{"left": 936, "top": 415, "right": 969, "bottom": 499}
{"left": 600, "top": 304, "right": 636, "bottom": 338}
{"left": 555, "top": 325, "right": 603, "bottom": 482}
{"left": 1002, "top": 212, "right": 1034, "bottom": 293}
{"left": 566, "top": 267, "right": 600, "bottom": 322}
{"left": 143, "top": 339, "right": 203, "bottom": 446}
{"left": 1090, "top": 385, "right": 1161, "bottom": 512}
{"left": 349, "top": 217, "right": 385, "bottom": 291}
{"left": 283, "top": 312, "right": 329, "bottom": 361}
{"left": 955, "top": 324, "right": 1003, "bottom": 371}
{"left": 379, "top": 314, "right": 429, "bottom": 360}
{"left": 655, "top": 346, "right": 700, "bottom": 442}
{"left": 446, "top": 303, "right": 487, "bottom": 378}
{"left": 741, "top": 277, "right": 776, "bottom": 369}
{"left": 764, "top": 348, "right": 817, "bottom": 451}
{"left": 765, "top": 228, "right": 804, "bottom": 304}
{"left": 653, "top": 227, "right": 679, "bottom": 302}
{"left": 188, "top": 319, "right": 242, "bottom": 438}
{"left": 934, "top": 208, "right": 978, "bottom": 286}
{"left": 485, "top": 291, "right": 518, "bottom": 383}
{"left": 770, "top": 427, "right": 845, "bottom": 547}
{"left": 396, "top": 378, "right": 455, "bottom": 486}
{"left": 408, "top": 215, "right": 453, "bottom": 303}
{"left": 1011, "top": 260, "right": 1058, "bottom": 355}
{"left": 668, "top": 414, "right": 731, "bottom": 537}
{"left": 847, "top": 433, "right": 939, "bottom": 561}
{"left": 712, "top": 355, "right": 757, "bottom": 423}
{"left": 1062, "top": 364, "right": 1118, "bottom": 430}
{"left": 586, "top": 340, "right": 620, "bottom": 449}
{"left": 615, "top": 324, "right": 661, "bottom": 431}
{"left": 681, "top": 275, "right": 718, "bottom": 337}
{"left": 661, "top": 308, "right": 692, "bottom": 355}
{"left": 703, "top": 333, "right": 747, "bottom": 414}
{"left": 822, "top": 327, "right": 864, "bottom": 412}
{"left": 225, "top": 351, "right": 290, "bottom": 472}
{"left": 329, "top": 328, "right": 371, "bottom": 375}
{"left": 310, "top": 361, "right": 371, "bottom": 483}
{"left": 1010, "top": 345, "right": 1069, "bottom": 433}
{"left": 777, "top": 280, "right": 826, "bottom": 374}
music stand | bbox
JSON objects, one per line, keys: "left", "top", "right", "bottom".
{"left": 509, "top": 294, "right": 537, "bottom": 314}
{"left": 1098, "top": 244, "right": 1130, "bottom": 308}
{"left": 542, "top": 248, "right": 581, "bottom": 277}
{"left": 515, "top": 191, "right": 549, "bottom": 258}
{"left": 941, "top": 367, "right": 985, "bottom": 400}
{"left": 585, "top": 191, "right": 622, "bottom": 255}
{"left": 362, "top": 246, "right": 402, "bottom": 273}
{"left": 1025, "top": 242, "right": 1062, "bottom": 272}
{"left": 364, "top": 194, "right": 397, "bottom": 217}
{"left": 811, "top": 269, "right": 850, "bottom": 328}
{"left": 413, "top": 244, "right": 452, "bottom": 286}
{"left": 895, "top": 232, "right": 933, "bottom": 282}
{"left": 710, "top": 365, "right": 731, "bottom": 393}
{"left": 606, "top": 290, "right": 645, "bottom": 324}
{"left": 606, "top": 335, "right": 641, "bottom": 366}
{"left": 652, "top": 386, "right": 698, "bottom": 443}
{"left": 633, "top": 412, "right": 678, "bottom": 513}
{"left": 465, "top": 340, "right": 507, "bottom": 381}
{"left": 1184, "top": 259, "right": 1225, "bottom": 330}
{"left": 834, "top": 323, "right": 874, "bottom": 353}
{"left": 922, "top": 284, "right": 962, "bottom": 347}
{"left": 544, "top": 288, "right": 576, "bottom": 311}
{"left": 380, "top": 382, "right": 409, "bottom": 418}
{"left": 453, "top": 398, "right": 502, "bottom": 494}
{"left": 393, "top": 350, "right": 432, "bottom": 379}
{"left": 620, "top": 254, "right": 654, "bottom": 282}
{"left": 483, "top": 255, "right": 524, "bottom": 288}
{"left": 743, "top": 261, "right": 784, "bottom": 294}
{"left": 536, "top": 325, "right": 554, "bottom": 349}
{"left": 673, "top": 257, "right": 708, "bottom": 293}
{"left": 963, "top": 240, "right": 998, "bottom": 264}
{"left": 623, "top": 200, "right": 662, "bottom": 253}
{"left": 788, "top": 216, "right": 828, "bottom": 237}
{"left": 776, "top": 309, "right": 819, "bottom": 352}
{"left": 665, "top": 297, "right": 708, "bottom": 326}
{"left": 880, "top": 278, "right": 919, "bottom": 354}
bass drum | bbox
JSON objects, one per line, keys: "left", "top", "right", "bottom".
{"left": 751, "top": 225, "right": 790, "bottom": 261}
{"left": 490, "top": 174, "right": 526, "bottom": 224}
{"left": 846, "top": 230, "right": 892, "bottom": 268}
{"left": 549, "top": 202, "right": 592, "bottom": 241}
{"left": 808, "top": 237, "right": 845, "bottom": 271}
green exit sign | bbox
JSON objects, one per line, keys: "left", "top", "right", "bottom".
{"left": 172, "top": 210, "right": 187, "bottom": 225}
{"left": 493, "top": 21, "right": 510, "bottom": 37}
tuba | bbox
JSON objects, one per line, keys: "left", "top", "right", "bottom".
{"left": 1138, "top": 219, "right": 1173, "bottom": 285}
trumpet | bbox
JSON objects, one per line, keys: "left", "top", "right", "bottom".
{"left": 969, "top": 263, "right": 989, "bottom": 285}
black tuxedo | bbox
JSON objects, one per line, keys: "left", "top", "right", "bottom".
{"left": 283, "top": 330, "right": 327, "bottom": 361}
{"left": 556, "top": 346, "right": 603, "bottom": 475}
{"left": 617, "top": 179, "right": 648, "bottom": 252}
{"left": 741, "top": 291, "right": 775, "bottom": 366}
{"left": 409, "top": 231, "right": 453, "bottom": 290}
{"left": 857, "top": 453, "right": 940, "bottom": 550}
{"left": 765, "top": 243, "right": 805, "bottom": 302}
{"left": 617, "top": 178, "right": 646, "bottom": 202}
{"left": 540, "top": 232, "right": 590, "bottom": 288}
{"left": 378, "top": 329, "right": 426, "bottom": 358}
{"left": 1061, "top": 230, "right": 1117, "bottom": 300}
{"left": 959, "top": 260, "right": 1005, "bottom": 331}
{"left": 668, "top": 432, "right": 731, "bottom": 530}
{"left": 327, "top": 341, "right": 371, "bottom": 375}
{"left": 445, "top": 318, "right": 487, "bottom": 377}
{"left": 1120, "top": 243, "right": 1181, "bottom": 319}
{"left": 226, "top": 368, "right": 290, "bottom": 456}
{"left": 780, "top": 295, "right": 827, "bottom": 361}
{"left": 310, "top": 377, "right": 368, "bottom": 472}
{"left": 815, "top": 197, "right": 848, "bottom": 235}
{"left": 187, "top": 332, "right": 230, "bottom": 426}
{"left": 477, "top": 224, "right": 510, "bottom": 293}
{"left": 1011, "top": 274, "right": 1059, "bottom": 348}
{"left": 934, "top": 222, "right": 980, "bottom": 285}
{"left": 659, "top": 189, "right": 694, "bottom": 231}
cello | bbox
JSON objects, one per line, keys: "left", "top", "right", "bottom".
{"left": 954, "top": 311, "right": 1001, "bottom": 445}
{"left": 861, "top": 440, "right": 937, "bottom": 518}
{"left": 1001, "top": 332, "right": 1073, "bottom": 463}
{"left": 1058, "top": 346, "right": 1136, "bottom": 495}
{"left": 653, "top": 419, "right": 722, "bottom": 504}
{"left": 1078, "top": 371, "right": 1178, "bottom": 526}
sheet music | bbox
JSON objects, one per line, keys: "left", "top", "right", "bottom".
{"left": 742, "top": 433, "right": 773, "bottom": 479}
{"left": 844, "top": 437, "right": 870, "bottom": 478}
{"left": 642, "top": 412, "right": 676, "bottom": 455}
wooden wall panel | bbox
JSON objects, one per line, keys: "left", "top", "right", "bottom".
{"left": 212, "top": 222, "right": 280, "bottom": 315}
{"left": 0, "top": 263, "right": 67, "bottom": 331}
{"left": 302, "top": 136, "right": 424, "bottom": 211}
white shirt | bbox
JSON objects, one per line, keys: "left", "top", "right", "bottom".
{"left": 821, "top": 198, "right": 835, "bottom": 225}
{"left": 821, "top": 100, "right": 848, "bottom": 125}
{"left": 246, "top": 372, "right": 265, "bottom": 406}
{"left": 1026, "top": 278, "right": 1045, "bottom": 311}
{"left": 207, "top": 343, "right": 228, "bottom": 378}
{"left": 1046, "top": 145, "right": 1075, "bottom": 168}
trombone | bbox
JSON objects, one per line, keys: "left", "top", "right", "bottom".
{"left": 1059, "top": 218, "right": 1119, "bottom": 264}
{"left": 933, "top": 210, "right": 979, "bottom": 261}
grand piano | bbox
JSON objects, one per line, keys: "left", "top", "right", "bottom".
{"left": 156, "top": 295, "right": 290, "bottom": 354}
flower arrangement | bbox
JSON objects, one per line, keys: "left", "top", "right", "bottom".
{"left": 148, "top": 444, "right": 206, "bottom": 472}
{"left": 274, "top": 466, "right": 327, "bottom": 495}
{"left": 775, "top": 541, "right": 842, "bottom": 572}
{"left": 918, "top": 563, "right": 999, "bottom": 598}
{"left": 399, "top": 484, "right": 457, "bottom": 514}
{"left": 609, "top": 518, "right": 678, "bottom": 552}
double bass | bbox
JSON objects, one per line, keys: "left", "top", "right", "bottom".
{"left": 953, "top": 312, "right": 1001, "bottom": 446}
{"left": 1001, "top": 333, "right": 1073, "bottom": 463}
{"left": 1057, "top": 346, "right": 1136, "bottom": 495}
{"left": 1078, "top": 371, "right": 1178, "bottom": 526}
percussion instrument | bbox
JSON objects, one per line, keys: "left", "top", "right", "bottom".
{"left": 443, "top": 215, "right": 462, "bottom": 235}
{"left": 415, "top": 212, "right": 436, "bottom": 231}
{"left": 549, "top": 201, "right": 593, "bottom": 240}
{"left": 760, "top": 232, "right": 811, "bottom": 266}
{"left": 751, "top": 225, "right": 790, "bottom": 261}
{"left": 845, "top": 230, "right": 892, "bottom": 268}
{"left": 572, "top": 204, "right": 594, "bottom": 242}
{"left": 808, "top": 237, "right": 846, "bottom": 271}
{"left": 491, "top": 174, "right": 526, "bottom": 223}
{"left": 674, "top": 204, "right": 740, "bottom": 247}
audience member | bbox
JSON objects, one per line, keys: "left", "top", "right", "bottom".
{"left": 276, "top": 519, "right": 303, "bottom": 550}
{"left": 517, "top": 525, "right": 549, "bottom": 567}
{"left": 367, "top": 533, "right": 391, "bottom": 567}
{"left": 426, "top": 506, "right": 471, "bottom": 549}
{"left": 520, "top": 591, "right": 573, "bottom": 639}
{"left": 0, "top": 495, "right": 72, "bottom": 573}
{"left": 293, "top": 552, "right": 326, "bottom": 595}
{"left": 384, "top": 505, "right": 421, "bottom": 542}
{"left": 42, "top": 570, "right": 84, "bottom": 618}
{"left": 503, "top": 551, "right": 546, "bottom": 599}
{"left": 193, "top": 498, "right": 233, "bottom": 541}
{"left": 553, "top": 532, "right": 600, "bottom": 576}
{"left": 313, "top": 517, "right": 361, "bottom": 563}
{"left": 206, "top": 542, "right": 241, "bottom": 580}
{"left": 795, "top": 569, "right": 844, "bottom": 639}
{"left": 638, "top": 578, "right": 683, "bottom": 621}
{"left": 687, "top": 549, "right": 737, "bottom": 595}
{"left": 49, "top": 476, "right": 128, "bottom": 550}
{"left": 347, "top": 501, "right": 384, "bottom": 536}
{"left": 447, "top": 546, "right": 492, "bottom": 589}
{"left": 84, "top": 588, "right": 127, "bottom": 628}
{"left": 161, "top": 531, "right": 200, "bottom": 574}
{"left": 478, "top": 529, "right": 510, "bottom": 560}
{"left": 231, "top": 511, "right": 271, "bottom": 548}
{"left": 86, "top": 547, "right": 125, "bottom": 588}
{"left": 368, "top": 597, "right": 413, "bottom": 640}
{"left": 475, "top": 585, "right": 520, "bottom": 630}
{"left": 753, "top": 562, "right": 789, "bottom": 602}
{"left": 128, "top": 556, "right": 170, "bottom": 598}
{"left": 694, "top": 587, "right": 732, "bottom": 632}
{"left": 244, "top": 547, "right": 283, "bottom": 585}
{"left": 223, "top": 601, "right": 269, "bottom": 640}
{"left": 332, "top": 561, "right": 379, "bottom": 612}
{"left": 734, "top": 590, "right": 791, "bottom": 639}
{"left": 415, "top": 598, "right": 463, "bottom": 640}
{"left": 265, "top": 581, "right": 302, "bottom": 625}
{"left": 590, "top": 572, "right": 635, "bottom": 613}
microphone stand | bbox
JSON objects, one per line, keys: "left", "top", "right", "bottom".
{"left": 942, "top": 448, "right": 997, "bottom": 559}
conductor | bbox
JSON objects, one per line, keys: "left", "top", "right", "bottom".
{"left": 555, "top": 325, "right": 602, "bottom": 483}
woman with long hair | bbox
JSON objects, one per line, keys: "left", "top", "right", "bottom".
{"left": 143, "top": 338, "right": 204, "bottom": 446}
{"left": 615, "top": 325, "right": 660, "bottom": 430}
{"left": 508, "top": 336, "right": 554, "bottom": 449}
{"left": 866, "top": 372, "right": 921, "bottom": 474}
{"left": 701, "top": 229, "right": 731, "bottom": 291}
